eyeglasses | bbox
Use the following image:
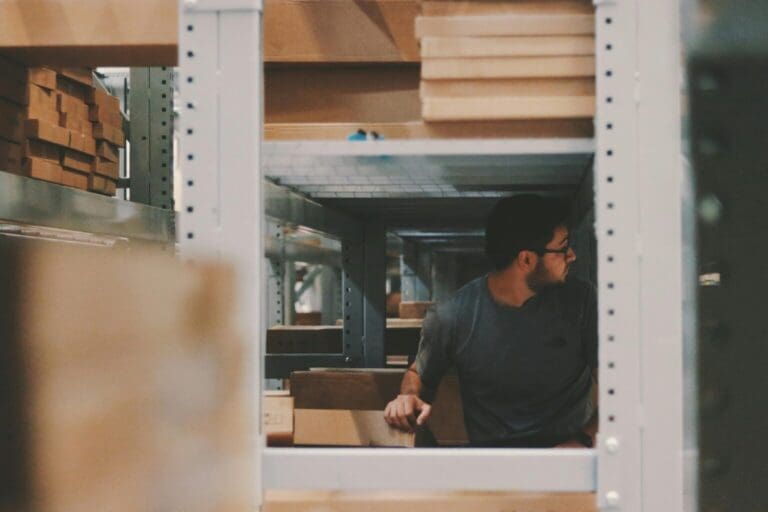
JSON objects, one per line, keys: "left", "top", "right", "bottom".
{"left": 538, "top": 243, "right": 571, "bottom": 256}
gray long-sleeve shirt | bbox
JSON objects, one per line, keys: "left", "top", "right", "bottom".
{"left": 415, "top": 275, "right": 597, "bottom": 444}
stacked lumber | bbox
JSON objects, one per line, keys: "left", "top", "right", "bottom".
{"left": 0, "top": 241, "right": 254, "bottom": 511}
{"left": 0, "top": 56, "right": 124, "bottom": 195}
{"left": 265, "top": 391, "right": 296, "bottom": 446}
{"left": 290, "top": 370, "right": 468, "bottom": 446}
{"left": 398, "top": 301, "right": 435, "bottom": 319}
{"left": 416, "top": 0, "right": 596, "bottom": 121}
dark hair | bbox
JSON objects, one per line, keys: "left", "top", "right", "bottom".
{"left": 484, "top": 194, "right": 572, "bottom": 271}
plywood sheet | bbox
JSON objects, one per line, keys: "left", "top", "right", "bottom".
{"left": 422, "top": 95, "right": 596, "bottom": 121}
{"left": 421, "top": 35, "right": 594, "bottom": 58}
{"left": 415, "top": 14, "right": 595, "bottom": 37}
{"left": 265, "top": 0, "right": 419, "bottom": 62}
{"left": 421, "top": 56, "right": 595, "bottom": 79}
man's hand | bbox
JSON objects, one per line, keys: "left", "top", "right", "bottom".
{"left": 383, "top": 394, "right": 432, "bottom": 433}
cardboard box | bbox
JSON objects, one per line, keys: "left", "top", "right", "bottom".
{"left": 0, "top": 0, "right": 178, "bottom": 66}
{"left": 25, "top": 119, "right": 70, "bottom": 147}
{"left": 93, "top": 157, "right": 119, "bottom": 179}
{"left": 398, "top": 301, "right": 435, "bottom": 320}
{"left": 69, "top": 131, "right": 96, "bottom": 156}
{"left": 264, "top": 0, "right": 419, "bottom": 62}
{"left": 62, "top": 148, "right": 94, "bottom": 174}
{"left": 289, "top": 370, "right": 468, "bottom": 446}
{"left": 0, "top": 98, "right": 25, "bottom": 142}
{"left": 88, "top": 173, "right": 117, "bottom": 195}
{"left": 23, "top": 139, "right": 62, "bottom": 164}
{"left": 23, "top": 157, "right": 63, "bottom": 184}
{"left": 294, "top": 409, "right": 416, "bottom": 447}
{"left": 93, "top": 122, "right": 125, "bottom": 146}
{"left": 96, "top": 140, "right": 119, "bottom": 163}
{"left": 264, "top": 392, "right": 294, "bottom": 447}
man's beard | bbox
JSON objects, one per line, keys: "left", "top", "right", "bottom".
{"left": 526, "top": 259, "right": 567, "bottom": 292}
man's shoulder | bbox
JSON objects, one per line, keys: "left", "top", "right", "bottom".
{"left": 430, "top": 275, "right": 485, "bottom": 319}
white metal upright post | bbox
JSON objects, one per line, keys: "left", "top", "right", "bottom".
{"left": 178, "top": 0, "right": 264, "bottom": 507}
{"left": 595, "top": 0, "right": 684, "bottom": 510}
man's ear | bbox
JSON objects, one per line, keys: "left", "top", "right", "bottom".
{"left": 518, "top": 250, "right": 537, "bottom": 271}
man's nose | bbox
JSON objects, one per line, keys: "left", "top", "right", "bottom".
{"left": 567, "top": 247, "right": 576, "bottom": 263}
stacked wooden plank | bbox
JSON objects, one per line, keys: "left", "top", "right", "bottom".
{"left": 0, "top": 56, "right": 124, "bottom": 195}
{"left": 416, "top": 0, "right": 596, "bottom": 121}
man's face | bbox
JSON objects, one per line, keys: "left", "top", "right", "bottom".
{"left": 526, "top": 224, "right": 576, "bottom": 290}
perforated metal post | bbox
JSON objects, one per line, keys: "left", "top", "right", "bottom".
{"left": 128, "top": 67, "right": 174, "bottom": 209}
{"left": 595, "top": 0, "right": 684, "bottom": 510}
{"left": 178, "top": 0, "right": 263, "bottom": 507}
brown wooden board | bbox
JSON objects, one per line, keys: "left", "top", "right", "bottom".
{"left": 421, "top": 56, "right": 595, "bottom": 80}
{"left": 88, "top": 173, "right": 117, "bottom": 195}
{"left": 422, "top": 95, "right": 596, "bottom": 121}
{"left": 52, "top": 67, "right": 94, "bottom": 87}
{"left": 60, "top": 168, "right": 88, "bottom": 190}
{"left": 68, "top": 130, "right": 96, "bottom": 156}
{"left": 420, "top": 35, "right": 595, "bottom": 58}
{"left": 25, "top": 119, "right": 70, "bottom": 147}
{"left": 93, "top": 157, "right": 119, "bottom": 179}
{"left": 96, "top": 140, "right": 119, "bottom": 163}
{"left": 265, "top": 0, "right": 419, "bottom": 63}
{"left": 27, "top": 68, "right": 57, "bottom": 90}
{"left": 61, "top": 148, "right": 94, "bottom": 174}
{"left": 26, "top": 83, "right": 59, "bottom": 120}
{"left": 420, "top": 77, "right": 595, "bottom": 98}
{"left": 86, "top": 86, "right": 120, "bottom": 110}
{"left": 93, "top": 122, "right": 125, "bottom": 146}
{"left": 265, "top": 65, "right": 421, "bottom": 123}
{"left": 415, "top": 14, "right": 595, "bottom": 37}
{"left": 89, "top": 104, "right": 123, "bottom": 128}
{"left": 421, "top": 0, "right": 594, "bottom": 16}
{"left": 23, "top": 139, "right": 62, "bottom": 164}
{"left": 262, "top": 491, "right": 599, "bottom": 512}
{"left": 60, "top": 113, "right": 94, "bottom": 136}
{"left": 265, "top": 120, "right": 594, "bottom": 140}
{"left": 0, "top": 243, "right": 253, "bottom": 511}
{"left": 0, "top": 0, "right": 178, "bottom": 66}
{"left": 23, "top": 157, "right": 63, "bottom": 184}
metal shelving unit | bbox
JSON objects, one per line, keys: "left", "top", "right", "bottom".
{"left": 177, "top": 0, "right": 688, "bottom": 510}
{"left": 0, "top": 170, "right": 173, "bottom": 244}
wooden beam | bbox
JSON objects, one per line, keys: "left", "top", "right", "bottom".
{"left": 420, "top": 78, "right": 595, "bottom": 98}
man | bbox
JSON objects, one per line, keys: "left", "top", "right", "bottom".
{"left": 384, "top": 195, "right": 598, "bottom": 447}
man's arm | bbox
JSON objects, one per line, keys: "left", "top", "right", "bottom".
{"left": 383, "top": 363, "right": 433, "bottom": 433}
